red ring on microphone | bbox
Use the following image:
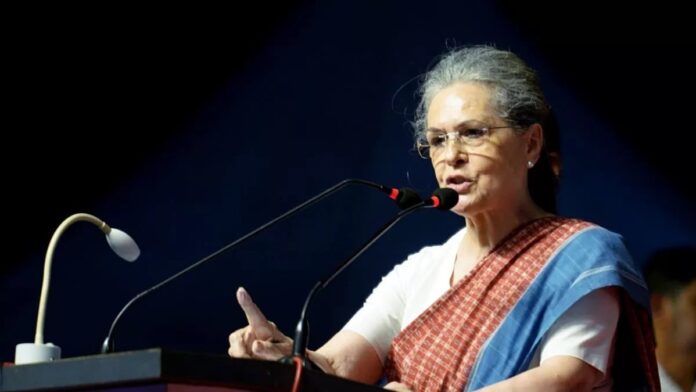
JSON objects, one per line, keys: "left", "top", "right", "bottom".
{"left": 389, "top": 188, "right": 399, "bottom": 200}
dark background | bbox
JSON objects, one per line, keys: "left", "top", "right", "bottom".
{"left": 2, "top": 1, "right": 694, "bottom": 362}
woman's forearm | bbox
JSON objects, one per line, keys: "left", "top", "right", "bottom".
{"left": 474, "top": 356, "right": 602, "bottom": 392}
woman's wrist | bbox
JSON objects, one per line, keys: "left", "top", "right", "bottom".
{"left": 306, "top": 350, "right": 334, "bottom": 375}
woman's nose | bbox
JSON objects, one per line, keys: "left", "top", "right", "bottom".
{"left": 443, "top": 139, "right": 468, "bottom": 165}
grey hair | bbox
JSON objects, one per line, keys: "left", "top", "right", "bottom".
{"left": 412, "top": 45, "right": 560, "bottom": 213}
{"left": 413, "top": 45, "right": 550, "bottom": 140}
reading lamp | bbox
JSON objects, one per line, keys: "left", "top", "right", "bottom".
{"left": 14, "top": 213, "right": 140, "bottom": 364}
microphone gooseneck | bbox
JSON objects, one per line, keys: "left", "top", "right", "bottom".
{"left": 286, "top": 187, "right": 458, "bottom": 365}
{"left": 101, "top": 179, "right": 420, "bottom": 354}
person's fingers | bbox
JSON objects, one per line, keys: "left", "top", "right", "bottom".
{"left": 227, "top": 325, "right": 295, "bottom": 361}
{"left": 227, "top": 328, "right": 251, "bottom": 358}
{"left": 383, "top": 381, "right": 413, "bottom": 392}
{"left": 267, "top": 321, "right": 293, "bottom": 343}
{"left": 236, "top": 287, "right": 274, "bottom": 340}
{"left": 251, "top": 339, "right": 292, "bottom": 361}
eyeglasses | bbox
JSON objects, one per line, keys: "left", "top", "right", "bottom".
{"left": 416, "top": 125, "right": 517, "bottom": 159}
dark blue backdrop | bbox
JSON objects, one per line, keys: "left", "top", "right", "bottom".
{"left": 2, "top": 2, "right": 694, "bottom": 362}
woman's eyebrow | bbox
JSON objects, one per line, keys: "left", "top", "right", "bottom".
{"left": 427, "top": 120, "right": 486, "bottom": 133}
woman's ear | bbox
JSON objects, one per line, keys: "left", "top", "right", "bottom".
{"left": 525, "top": 123, "right": 544, "bottom": 164}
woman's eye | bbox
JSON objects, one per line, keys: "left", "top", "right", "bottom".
{"left": 461, "top": 128, "right": 486, "bottom": 138}
{"left": 428, "top": 135, "right": 447, "bottom": 147}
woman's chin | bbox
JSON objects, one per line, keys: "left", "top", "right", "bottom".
{"left": 450, "top": 195, "right": 477, "bottom": 216}
{"left": 450, "top": 195, "right": 472, "bottom": 216}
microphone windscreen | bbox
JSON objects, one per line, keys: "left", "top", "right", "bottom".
{"left": 395, "top": 188, "right": 423, "bottom": 209}
{"left": 432, "top": 188, "right": 459, "bottom": 210}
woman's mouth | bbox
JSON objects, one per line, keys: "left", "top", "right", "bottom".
{"left": 445, "top": 175, "right": 474, "bottom": 193}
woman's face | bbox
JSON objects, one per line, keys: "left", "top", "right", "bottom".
{"left": 426, "top": 82, "right": 535, "bottom": 217}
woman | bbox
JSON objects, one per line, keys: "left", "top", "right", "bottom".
{"left": 228, "top": 46, "right": 658, "bottom": 391}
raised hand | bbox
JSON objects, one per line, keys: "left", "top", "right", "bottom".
{"left": 227, "top": 287, "right": 293, "bottom": 360}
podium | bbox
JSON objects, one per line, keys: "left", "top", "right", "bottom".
{"left": 0, "top": 348, "right": 385, "bottom": 391}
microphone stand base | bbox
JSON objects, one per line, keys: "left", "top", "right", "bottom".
{"left": 279, "top": 354, "right": 324, "bottom": 373}
{"left": 279, "top": 354, "right": 306, "bottom": 366}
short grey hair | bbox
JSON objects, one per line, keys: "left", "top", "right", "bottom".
{"left": 413, "top": 45, "right": 550, "bottom": 140}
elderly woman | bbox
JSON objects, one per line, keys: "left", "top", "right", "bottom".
{"left": 228, "top": 46, "right": 659, "bottom": 391}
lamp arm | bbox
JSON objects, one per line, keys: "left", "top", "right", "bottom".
{"left": 35, "top": 213, "right": 109, "bottom": 344}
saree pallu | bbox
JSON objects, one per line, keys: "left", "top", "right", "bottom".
{"left": 384, "top": 217, "right": 659, "bottom": 391}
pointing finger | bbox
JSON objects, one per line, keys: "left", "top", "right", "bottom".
{"left": 236, "top": 287, "right": 274, "bottom": 340}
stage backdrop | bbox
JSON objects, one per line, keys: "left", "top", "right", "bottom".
{"left": 2, "top": 1, "right": 694, "bottom": 361}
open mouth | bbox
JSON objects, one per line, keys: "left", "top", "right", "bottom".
{"left": 445, "top": 175, "right": 473, "bottom": 193}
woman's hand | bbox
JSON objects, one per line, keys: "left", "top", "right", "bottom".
{"left": 383, "top": 381, "right": 413, "bottom": 391}
{"left": 227, "top": 287, "right": 293, "bottom": 360}
{"left": 227, "top": 287, "right": 384, "bottom": 385}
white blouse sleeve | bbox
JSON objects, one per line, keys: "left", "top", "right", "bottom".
{"left": 533, "top": 287, "right": 620, "bottom": 375}
{"left": 341, "top": 256, "right": 412, "bottom": 363}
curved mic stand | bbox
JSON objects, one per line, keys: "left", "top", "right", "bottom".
{"left": 14, "top": 213, "right": 140, "bottom": 365}
{"left": 100, "top": 179, "right": 420, "bottom": 354}
{"left": 284, "top": 188, "right": 458, "bottom": 367}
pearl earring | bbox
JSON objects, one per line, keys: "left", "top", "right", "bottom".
{"left": 527, "top": 160, "right": 534, "bottom": 169}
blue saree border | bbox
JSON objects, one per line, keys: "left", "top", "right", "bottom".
{"left": 465, "top": 226, "right": 649, "bottom": 391}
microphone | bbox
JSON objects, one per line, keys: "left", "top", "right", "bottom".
{"left": 100, "top": 179, "right": 422, "bottom": 353}
{"left": 285, "top": 187, "right": 458, "bottom": 367}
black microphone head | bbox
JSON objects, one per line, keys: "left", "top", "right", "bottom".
{"left": 394, "top": 187, "right": 422, "bottom": 209}
{"left": 430, "top": 188, "right": 459, "bottom": 210}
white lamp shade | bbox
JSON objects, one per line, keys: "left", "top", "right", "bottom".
{"left": 106, "top": 228, "right": 140, "bottom": 262}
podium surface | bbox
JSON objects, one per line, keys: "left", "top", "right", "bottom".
{"left": 0, "top": 348, "right": 384, "bottom": 391}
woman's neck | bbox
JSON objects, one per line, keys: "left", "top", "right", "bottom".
{"left": 463, "top": 201, "right": 550, "bottom": 253}
{"left": 450, "top": 198, "right": 552, "bottom": 286}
